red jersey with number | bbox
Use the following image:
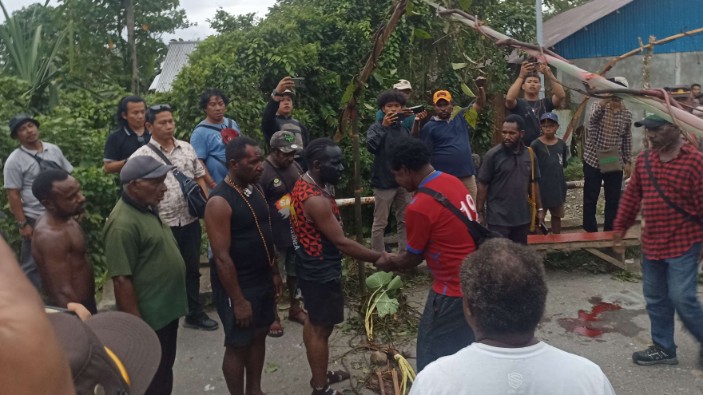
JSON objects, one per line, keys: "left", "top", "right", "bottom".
{"left": 406, "top": 171, "right": 477, "bottom": 297}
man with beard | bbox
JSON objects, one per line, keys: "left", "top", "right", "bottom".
{"left": 476, "top": 114, "right": 544, "bottom": 244}
{"left": 419, "top": 83, "right": 485, "bottom": 199}
{"left": 191, "top": 88, "right": 242, "bottom": 187}
{"left": 206, "top": 136, "right": 282, "bottom": 395}
{"left": 505, "top": 61, "right": 565, "bottom": 146}
{"left": 291, "top": 138, "right": 387, "bottom": 395}
{"left": 375, "top": 137, "right": 477, "bottom": 372}
{"left": 614, "top": 115, "right": 703, "bottom": 369}
{"left": 31, "top": 170, "right": 95, "bottom": 313}
{"left": 259, "top": 131, "right": 306, "bottom": 337}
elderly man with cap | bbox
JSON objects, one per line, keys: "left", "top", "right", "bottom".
{"left": 104, "top": 155, "right": 188, "bottom": 395}
{"left": 3, "top": 114, "right": 73, "bottom": 291}
{"left": 582, "top": 77, "right": 632, "bottom": 233}
{"left": 263, "top": 76, "right": 310, "bottom": 166}
{"left": 614, "top": 114, "right": 703, "bottom": 370}
{"left": 258, "top": 130, "right": 307, "bottom": 337}
{"left": 419, "top": 81, "right": 486, "bottom": 199}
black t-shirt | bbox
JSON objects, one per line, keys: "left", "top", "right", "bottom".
{"left": 258, "top": 159, "right": 302, "bottom": 249}
{"left": 507, "top": 98, "right": 555, "bottom": 146}
{"left": 530, "top": 139, "right": 567, "bottom": 209}
{"left": 103, "top": 126, "right": 151, "bottom": 162}
{"left": 478, "top": 144, "right": 540, "bottom": 227}
{"left": 209, "top": 182, "right": 274, "bottom": 289}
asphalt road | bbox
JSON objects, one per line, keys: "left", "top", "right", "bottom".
{"left": 171, "top": 269, "right": 703, "bottom": 395}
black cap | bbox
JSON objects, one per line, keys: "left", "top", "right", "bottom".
{"left": 633, "top": 114, "right": 671, "bottom": 129}
{"left": 9, "top": 114, "right": 39, "bottom": 139}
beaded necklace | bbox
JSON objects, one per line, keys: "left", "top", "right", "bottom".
{"left": 224, "top": 176, "right": 275, "bottom": 268}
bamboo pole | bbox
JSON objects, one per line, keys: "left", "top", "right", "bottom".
{"left": 336, "top": 0, "right": 408, "bottom": 295}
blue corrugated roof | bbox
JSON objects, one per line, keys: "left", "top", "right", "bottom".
{"left": 551, "top": 0, "right": 703, "bottom": 59}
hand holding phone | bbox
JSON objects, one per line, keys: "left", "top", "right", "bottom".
{"left": 291, "top": 77, "right": 306, "bottom": 88}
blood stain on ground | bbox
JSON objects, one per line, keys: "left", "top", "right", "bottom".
{"left": 557, "top": 296, "right": 642, "bottom": 338}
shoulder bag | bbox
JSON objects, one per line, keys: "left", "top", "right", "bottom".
{"left": 147, "top": 144, "right": 207, "bottom": 218}
{"left": 20, "top": 148, "right": 65, "bottom": 172}
{"left": 416, "top": 186, "right": 500, "bottom": 246}
{"left": 644, "top": 150, "right": 702, "bottom": 223}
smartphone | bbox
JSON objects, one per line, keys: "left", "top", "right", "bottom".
{"left": 394, "top": 112, "right": 406, "bottom": 126}
{"left": 291, "top": 77, "right": 306, "bottom": 88}
{"left": 408, "top": 105, "right": 425, "bottom": 114}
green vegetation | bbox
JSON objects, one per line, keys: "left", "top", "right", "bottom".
{"left": 0, "top": 0, "right": 589, "bottom": 287}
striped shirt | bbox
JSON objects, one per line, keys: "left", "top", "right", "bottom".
{"left": 583, "top": 100, "right": 632, "bottom": 169}
{"left": 614, "top": 144, "right": 703, "bottom": 260}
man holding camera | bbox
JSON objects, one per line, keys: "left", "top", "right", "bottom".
{"left": 419, "top": 81, "right": 486, "bottom": 200}
{"left": 505, "top": 61, "right": 565, "bottom": 146}
{"left": 130, "top": 104, "right": 218, "bottom": 332}
{"left": 367, "top": 90, "right": 427, "bottom": 253}
{"left": 263, "top": 76, "right": 309, "bottom": 166}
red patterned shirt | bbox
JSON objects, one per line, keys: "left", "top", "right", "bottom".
{"left": 290, "top": 178, "right": 343, "bottom": 282}
{"left": 614, "top": 143, "right": 703, "bottom": 260}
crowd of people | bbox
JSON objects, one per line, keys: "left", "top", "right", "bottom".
{"left": 3, "top": 68, "right": 703, "bottom": 395}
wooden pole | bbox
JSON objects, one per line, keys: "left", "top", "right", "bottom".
{"left": 337, "top": 0, "right": 408, "bottom": 295}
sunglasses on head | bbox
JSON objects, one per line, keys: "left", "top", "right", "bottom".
{"left": 149, "top": 104, "right": 172, "bottom": 112}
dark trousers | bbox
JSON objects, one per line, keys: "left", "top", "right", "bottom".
{"left": 582, "top": 162, "right": 623, "bottom": 232}
{"left": 146, "top": 319, "right": 179, "bottom": 395}
{"left": 488, "top": 223, "right": 530, "bottom": 245}
{"left": 171, "top": 220, "right": 203, "bottom": 318}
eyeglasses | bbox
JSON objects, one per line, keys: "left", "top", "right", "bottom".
{"left": 149, "top": 104, "right": 172, "bottom": 112}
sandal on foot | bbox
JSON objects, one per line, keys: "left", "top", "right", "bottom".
{"left": 288, "top": 307, "right": 308, "bottom": 325}
{"left": 327, "top": 369, "right": 350, "bottom": 384}
{"left": 268, "top": 320, "right": 283, "bottom": 338}
{"left": 311, "top": 384, "right": 343, "bottom": 395}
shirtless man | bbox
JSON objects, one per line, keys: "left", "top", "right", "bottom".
{"left": 31, "top": 169, "right": 95, "bottom": 313}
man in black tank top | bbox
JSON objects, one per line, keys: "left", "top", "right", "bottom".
{"left": 205, "top": 136, "right": 282, "bottom": 395}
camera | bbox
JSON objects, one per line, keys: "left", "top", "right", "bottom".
{"left": 409, "top": 105, "right": 425, "bottom": 114}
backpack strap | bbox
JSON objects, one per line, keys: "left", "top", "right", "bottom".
{"left": 416, "top": 186, "right": 485, "bottom": 245}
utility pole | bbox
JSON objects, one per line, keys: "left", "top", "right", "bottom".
{"left": 125, "top": 0, "right": 138, "bottom": 94}
{"left": 536, "top": 0, "right": 545, "bottom": 99}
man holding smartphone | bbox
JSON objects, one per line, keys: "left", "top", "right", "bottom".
{"left": 263, "top": 76, "right": 310, "bottom": 168}
{"left": 505, "top": 60, "right": 566, "bottom": 146}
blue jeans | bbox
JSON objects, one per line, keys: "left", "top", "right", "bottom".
{"left": 642, "top": 243, "right": 703, "bottom": 352}
{"left": 416, "top": 290, "right": 474, "bottom": 372}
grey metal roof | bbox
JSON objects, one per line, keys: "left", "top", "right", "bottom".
{"left": 149, "top": 41, "right": 198, "bottom": 92}
{"left": 543, "top": 0, "right": 633, "bottom": 48}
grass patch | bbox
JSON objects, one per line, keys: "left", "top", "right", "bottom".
{"left": 564, "top": 156, "right": 584, "bottom": 181}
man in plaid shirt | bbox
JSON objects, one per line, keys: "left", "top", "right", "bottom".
{"left": 583, "top": 77, "right": 632, "bottom": 232}
{"left": 613, "top": 114, "right": 703, "bottom": 369}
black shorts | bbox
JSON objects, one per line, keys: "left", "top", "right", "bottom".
{"left": 213, "top": 283, "right": 275, "bottom": 347}
{"left": 298, "top": 278, "right": 344, "bottom": 326}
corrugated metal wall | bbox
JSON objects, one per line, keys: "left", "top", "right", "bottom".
{"left": 554, "top": 0, "right": 703, "bottom": 59}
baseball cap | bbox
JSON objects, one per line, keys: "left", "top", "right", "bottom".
{"left": 634, "top": 114, "right": 672, "bottom": 129}
{"left": 540, "top": 112, "right": 559, "bottom": 124}
{"left": 9, "top": 114, "right": 40, "bottom": 139}
{"left": 433, "top": 90, "right": 453, "bottom": 104}
{"left": 607, "top": 77, "right": 629, "bottom": 88}
{"left": 270, "top": 130, "right": 300, "bottom": 153}
{"left": 120, "top": 156, "right": 174, "bottom": 184}
{"left": 393, "top": 79, "right": 412, "bottom": 91}
{"left": 282, "top": 89, "right": 295, "bottom": 97}
{"left": 48, "top": 311, "right": 161, "bottom": 395}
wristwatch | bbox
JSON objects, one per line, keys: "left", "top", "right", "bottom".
{"left": 270, "top": 90, "right": 283, "bottom": 99}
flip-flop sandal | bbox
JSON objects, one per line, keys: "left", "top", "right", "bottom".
{"left": 326, "top": 369, "right": 350, "bottom": 384}
{"left": 310, "top": 382, "right": 343, "bottom": 395}
{"left": 268, "top": 320, "right": 284, "bottom": 338}
{"left": 288, "top": 308, "right": 308, "bottom": 325}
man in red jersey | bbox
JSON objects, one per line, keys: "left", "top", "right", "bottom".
{"left": 375, "top": 137, "right": 477, "bottom": 372}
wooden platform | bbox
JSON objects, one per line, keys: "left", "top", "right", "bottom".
{"left": 528, "top": 230, "right": 641, "bottom": 272}
{"left": 528, "top": 230, "right": 640, "bottom": 251}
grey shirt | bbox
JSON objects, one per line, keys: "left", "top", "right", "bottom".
{"left": 478, "top": 144, "right": 540, "bottom": 227}
{"left": 3, "top": 142, "right": 73, "bottom": 219}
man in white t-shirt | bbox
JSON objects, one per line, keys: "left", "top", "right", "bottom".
{"left": 410, "top": 238, "right": 616, "bottom": 395}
